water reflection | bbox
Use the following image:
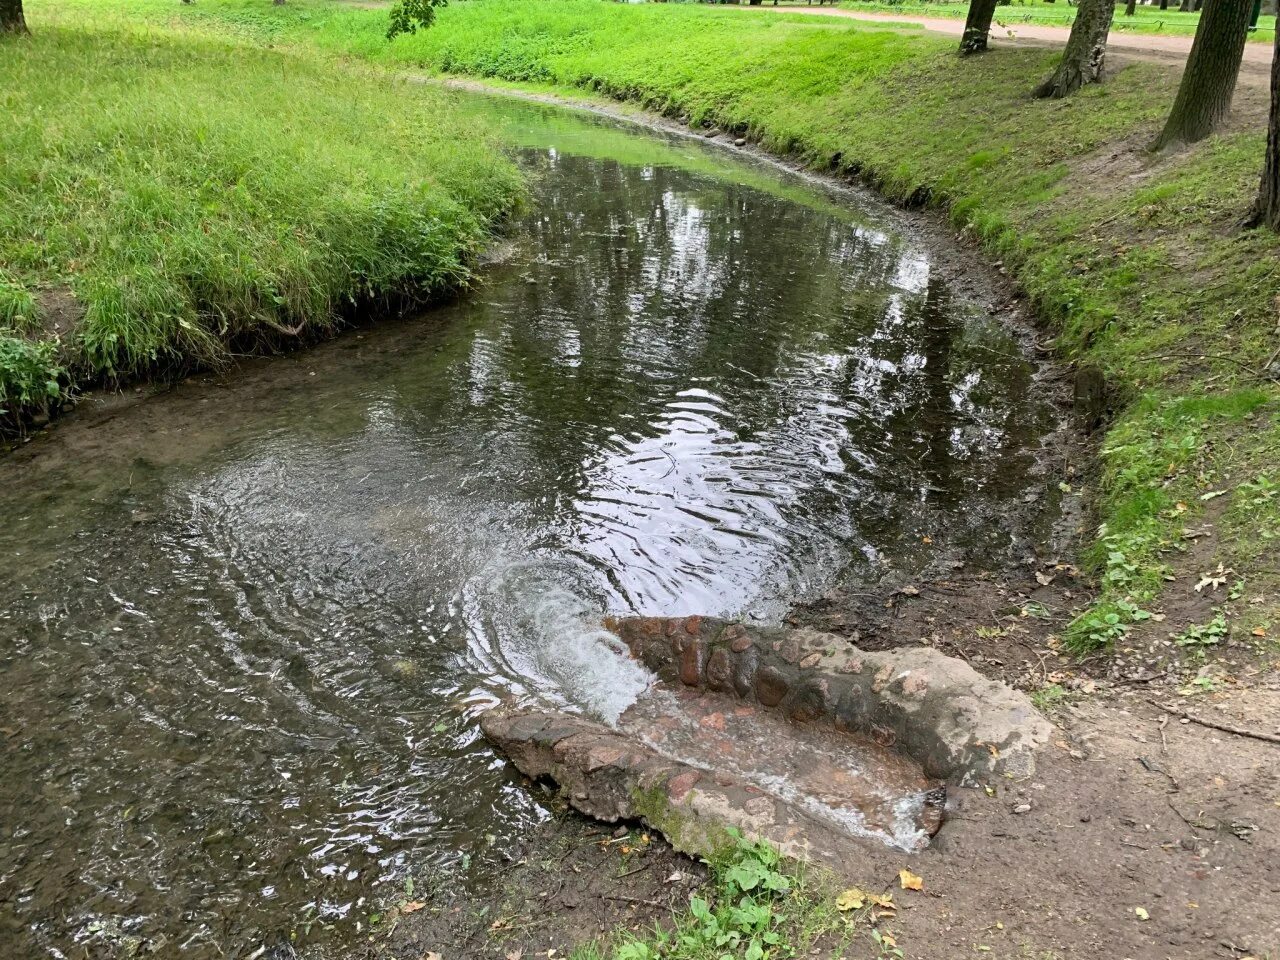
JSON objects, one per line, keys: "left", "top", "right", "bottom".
{"left": 0, "top": 97, "right": 1053, "bottom": 958}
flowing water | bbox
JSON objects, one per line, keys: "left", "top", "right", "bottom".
{"left": 0, "top": 94, "right": 1058, "bottom": 958}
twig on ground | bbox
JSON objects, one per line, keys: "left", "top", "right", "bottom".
{"left": 1147, "top": 699, "right": 1280, "bottom": 746}
{"left": 605, "top": 894, "right": 663, "bottom": 909}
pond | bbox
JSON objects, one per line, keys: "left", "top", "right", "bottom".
{"left": 0, "top": 92, "right": 1057, "bottom": 958}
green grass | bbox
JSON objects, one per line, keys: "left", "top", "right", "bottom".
{"left": 837, "top": 0, "right": 1276, "bottom": 43}
{"left": 0, "top": 6, "right": 522, "bottom": 431}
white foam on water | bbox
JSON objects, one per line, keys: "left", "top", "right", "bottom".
{"left": 460, "top": 558, "right": 654, "bottom": 725}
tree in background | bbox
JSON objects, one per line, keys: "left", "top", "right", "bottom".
{"left": 1245, "top": 18, "right": 1280, "bottom": 228}
{"left": 1032, "top": 0, "right": 1116, "bottom": 97}
{"left": 1, "top": 0, "right": 26, "bottom": 35}
{"left": 388, "top": 0, "right": 449, "bottom": 40}
{"left": 960, "top": 0, "right": 998, "bottom": 54}
{"left": 1152, "top": 0, "right": 1254, "bottom": 148}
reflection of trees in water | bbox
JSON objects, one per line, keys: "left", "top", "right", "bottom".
{"left": 383, "top": 151, "right": 1048, "bottom": 573}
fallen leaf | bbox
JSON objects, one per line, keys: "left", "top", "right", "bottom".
{"left": 424, "top": 953, "right": 443, "bottom": 960}
{"left": 1035, "top": 571, "right": 1055, "bottom": 586}
{"left": 506, "top": 952, "right": 523, "bottom": 960}
{"left": 835, "top": 888, "right": 865, "bottom": 911}
{"left": 898, "top": 869, "right": 923, "bottom": 891}
{"left": 1135, "top": 907, "right": 1150, "bottom": 921}
{"left": 881, "top": 933, "right": 897, "bottom": 948}
{"left": 1199, "top": 490, "right": 1227, "bottom": 501}
{"left": 401, "top": 900, "right": 425, "bottom": 915}
{"left": 868, "top": 892, "right": 895, "bottom": 910}
{"left": 1253, "top": 627, "right": 1267, "bottom": 637}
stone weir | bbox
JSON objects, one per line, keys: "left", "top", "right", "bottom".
{"left": 481, "top": 616, "right": 1052, "bottom": 865}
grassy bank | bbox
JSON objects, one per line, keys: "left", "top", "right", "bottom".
{"left": 0, "top": 8, "right": 522, "bottom": 432}
{"left": 98, "top": 0, "right": 1280, "bottom": 655}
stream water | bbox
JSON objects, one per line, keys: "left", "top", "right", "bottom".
{"left": 0, "top": 94, "right": 1057, "bottom": 958}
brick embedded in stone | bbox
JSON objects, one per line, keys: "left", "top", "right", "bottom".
{"left": 705, "top": 648, "right": 732, "bottom": 690}
{"left": 680, "top": 638, "right": 706, "bottom": 686}
{"left": 756, "top": 665, "right": 790, "bottom": 707}
{"left": 732, "top": 644, "right": 760, "bottom": 699}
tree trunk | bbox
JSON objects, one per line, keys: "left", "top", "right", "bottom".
{"left": 0, "top": 0, "right": 27, "bottom": 34}
{"left": 1033, "top": 0, "right": 1117, "bottom": 96}
{"left": 1125, "top": 0, "right": 1138, "bottom": 13}
{"left": 1245, "top": 20, "right": 1280, "bottom": 227}
{"left": 960, "top": 0, "right": 999, "bottom": 54}
{"left": 1160, "top": 0, "right": 1170, "bottom": 10}
{"left": 1151, "top": 0, "right": 1254, "bottom": 149}
{"left": 1179, "top": 0, "right": 1194, "bottom": 12}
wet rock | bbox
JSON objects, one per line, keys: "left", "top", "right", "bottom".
{"left": 756, "top": 666, "right": 790, "bottom": 707}
{"left": 483, "top": 701, "right": 944, "bottom": 870}
{"left": 705, "top": 648, "right": 732, "bottom": 690}
{"left": 785, "top": 678, "right": 833, "bottom": 724}
{"left": 679, "top": 638, "right": 706, "bottom": 686}
{"left": 732, "top": 645, "right": 759, "bottom": 699}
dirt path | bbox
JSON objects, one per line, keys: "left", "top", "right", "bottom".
{"left": 741, "top": 3, "right": 1276, "bottom": 86}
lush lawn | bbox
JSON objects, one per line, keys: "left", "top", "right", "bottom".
{"left": 838, "top": 0, "right": 1276, "bottom": 42}
{"left": 0, "top": 6, "right": 522, "bottom": 431}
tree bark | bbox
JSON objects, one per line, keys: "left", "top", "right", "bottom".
{"left": 1033, "top": 0, "right": 1117, "bottom": 96}
{"left": 1245, "top": 20, "right": 1280, "bottom": 227}
{"left": 1179, "top": 0, "right": 1194, "bottom": 12}
{"left": 1126, "top": 0, "right": 1138, "bottom": 13}
{"left": 1160, "top": 0, "right": 1170, "bottom": 10}
{"left": 960, "top": 0, "right": 999, "bottom": 54}
{"left": 1, "top": 0, "right": 27, "bottom": 34}
{"left": 1151, "top": 0, "right": 1254, "bottom": 149}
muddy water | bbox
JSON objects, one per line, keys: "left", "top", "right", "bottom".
{"left": 0, "top": 95, "right": 1057, "bottom": 957}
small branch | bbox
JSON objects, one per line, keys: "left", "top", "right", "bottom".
{"left": 604, "top": 894, "right": 664, "bottom": 909}
{"left": 1133, "top": 352, "right": 1280, "bottom": 383}
{"left": 1147, "top": 699, "right": 1280, "bottom": 746}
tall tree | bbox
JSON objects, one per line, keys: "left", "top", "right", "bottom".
{"left": 1, "top": 0, "right": 26, "bottom": 34}
{"left": 1032, "top": 0, "right": 1117, "bottom": 98}
{"left": 960, "top": 0, "right": 999, "bottom": 54}
{"left": 1245, "top": 20, "right": 1280, "bottom": 228}
{"left": 1152, "top": 0, "right": 1254, "bottom": 148}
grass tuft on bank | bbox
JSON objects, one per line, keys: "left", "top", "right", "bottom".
{"left": 0, "top": 10, "right": 522, "bottom": 431}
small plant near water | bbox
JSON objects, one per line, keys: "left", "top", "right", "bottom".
{"left": 1030, "top": 682, "right": 1071, "bottom": 712}
{"left": 1065, "top": 597, "right": 1153, "bottom": 653}
{"left": 1175, "top": 610, "right": 1229, "bottom": 648}
{"left": 583, "top": 832, "right": 849, "bottom": 960}
{"left": 0, "top": 333, "right": 63, "bottom": 430}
